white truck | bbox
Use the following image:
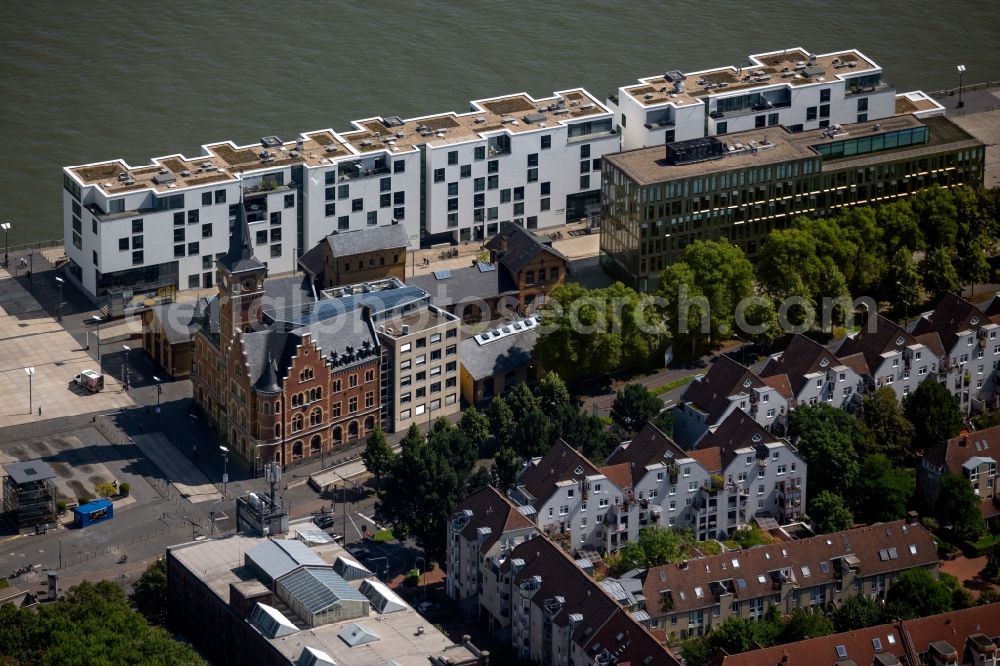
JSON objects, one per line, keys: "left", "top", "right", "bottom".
{"left": 74, "top": 369, "right": 104, "bottom": 393}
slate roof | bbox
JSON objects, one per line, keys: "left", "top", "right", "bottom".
{"left": 681, "top": 356, "right": 764, "bottom": 423}
{"left": 694, "top": 410, "right": 782, "bottom": 470}
{"left": 261, "top": 274, "right": 315, "bottom": 317}
{"left": 459, "top": 326, "right": 539, "bottom": 381}
{"left": 218, "top": 200, "right": 266, "bottom": 274}
{"left": 923, "top": 426, "right": 1000, "bottom": 473}
{"left": 148, "top": 298, "right": 207, "bottom": 344}
{"left": 486, "top": 222, "right": 569, "bottom": 274}
{"left": 836, "top": 313, "right": 918, "bottom": 375}
{"left": 325, "top": 225, "right": 410, "bottom": 258}
{"left": 642, "top": 520, "right": 937, "bottom": 621}
{"left": 606, "top": 423, "right": 688, "bottom": 487}
{"left": 517, "top": 439, "right": 603, "bottom": 506}
{"left": 760, "top": 333, "right": 847, "bottom": 396}
{"left": 297, "top": 242, "right": 326, "bottom": 278}
{"left": 451, "top": 486, "right": 536, "bottom": 554}
{"left": 407, "top": 264, "right": 517, "bottom": 308}
{"left": 912, "top": 292, "right": 988, "bottom": 353}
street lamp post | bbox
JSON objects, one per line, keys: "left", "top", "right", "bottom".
{"left": 896, "top": 281, "right": 909, "bottom": 324}
{"left": 190, "top": 413, "right": 199, "bottom": 460}
{"left": 219, "top": 446, "right": 229, "bottom": 497}
{"left": 1, "top": 223, "right": 10, "bottom": 268}
{"left": 92, "top": 315, "right": 102, "bottom": 368}
{"left": 152, "top": 375, "right": 162, "bottom": 420}
{"left": 27, "top": 250, "right": 33, "bottom": 291}
{"left": 25, "top": 367, "right": 35, "bottom": 414}
{"left": 122, "top": 345, "right": 131, "bottom": 390}
{"left": 957, "top": 65, "right": 966, "bottom": 108}
{"left": 54, "top": 276, "right": 64, "bottom": 322}
{"left": 415, "top": 556, "right": 427, "bottom": 598}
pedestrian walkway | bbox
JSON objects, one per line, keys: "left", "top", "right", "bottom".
{"left": 130, "top": 432, "right": 223, "bottom": 503}
{"left": 0, "top": 269, "right": 133, "bottom": 428}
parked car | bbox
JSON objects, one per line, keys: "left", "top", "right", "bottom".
{"left": 415, "top": 601, "right": 439, "bottom": 614}
{"left": 314, "top": 515, "right": 336, "bottom": 529}
{"left": 74, "top": 369, "right": 104, "bottom": 392}
{"left": 327, "top": 532, "right": 344, "bottom": 543}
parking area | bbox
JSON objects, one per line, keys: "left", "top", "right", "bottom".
{"left": 0, "top": 270, "right": 134, "bottom": 427}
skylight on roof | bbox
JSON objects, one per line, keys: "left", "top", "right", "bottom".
{"left": 820, "top": 561, "right": 830, "bottom": 574}
{"left": 731, "top": 558, "right": 740, "bottom": 569}
{"left": 694, "top": 586, "right": 704, "bottom": 598}
{"left": 887, "top": 634, "right": 896, "bottom": 645}
{"left": 872, "top": 637, "right": 883, "bottom": 652}
{"left": 836, "top": 645, "right": 848, "bottom": 658}
{"left": 800, "top": 565, "right": 811, "bottom": 577}
{"left": 758, "top": 574, "right": 766, "bottom": 584}
{"left": 909, "top": 544, "right": 917, "bottom": 555}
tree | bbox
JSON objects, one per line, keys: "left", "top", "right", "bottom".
{"left": 912, "top": 185, "right": 958, "bottom": 249}
{"left": 808, "top": 490, "right": 853, "bottom": 534}
{"left": 934, "top": 474, "right": 987, "bottom": 542}
{"left": 511, "top": 407, "right": 551, "bottom": 459}
{"left": 534, "top": 371, "right": 571, "bottom": 412}
{"left": 458, "top": 406, "right": 490, "bottom": 448}
{"left": 0, "top": 580, "right": 206, "bottom": 665}
{"left": 651, "top": 409, "right": 674, "bottom": 437}
{"left": 883, "top": 247, "right": 921, "bottom": 314}
{"left": 467, "top": 466, "right": 493, "bottom": 492}
{"left": 739, "top": 296, "right": 783, "bottom": 348}
{"left": 853, "top": 454, "right": 915, "bottom": 524}
{"left": 428, "top": 425, "right": 477, "bottom": 479}
{"left": 487, "top": 396, "right": 515, "bottom": 449}
{"left": 877, "top": 200, "right": 923, "bottom": 254}
{"left": 941, "top": 572, "right": 974, "bottom": 610}
{"left": 977, "top": 589, "right": 1000, "bottom": 605}
{"left": 832, "top": 594, "right": 892, "bottom": 632}
{"left": 610, "top": 383, "right": 662, "bottom": 433}
{"left": 400, "top": 422, "right": 425, "bottom": 451}
{"left": 95, "top": 481, "right": 116, "bottom": 498}
{"left": 834, "top": 207, "right": 886, "bottom": 295}
{"left": 886, "top": 568, "right": 953, "bottom": 619}
{"left": 362, "top": 428, "right": 396, "bottom": 496}
{"left": 789, "top": 404, "right": 867, "bottom": 496}
{"left": 756, "top": 226, "right": 850, "bottom": 316}
{"left": 859, "top": 387, "right": 914, "bottom": 463}
{"left": 903, "top": 378, "right": 963, "bottom": 454}
{"left": 506, "top": 382, "right": 540, "bottom": 423}
{"left": 777, "top": 608, "right": 834, "bottom": 643}
{"left": 492, "top": 446, "right": 521, "bottom": 494}
{"left": 980, "top": 546, "right": 1000, "bottom": 584}
{"left": 130, "top": 558, "right": 168, "bottom": 626}
{"left": 920, "top": 247, "right": 959, "bottom": 300}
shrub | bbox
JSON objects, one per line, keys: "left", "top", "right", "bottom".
{"left": 404, "top": 568, "right": 420, "bottom": 588}
{"left": 95, "top": 481, "right": 115, "bottom": 498}
{"left": 77, "top": 496, "right": 92, "bottom": 506}
{"left": 119, "top": 483, "right": 130, "bottom": 496}
{"left": 56, "top": 500, "right": 67, "bottom": 513}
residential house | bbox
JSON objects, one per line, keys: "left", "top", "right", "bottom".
{"left": 919, "top": 426, "right": 1000, "bottom": 522}
{"left": 717, "top": 603, "right": 1000, "bottom": 666}
{"left": 836, "top": 312, "right": 941, "bottom": 402}
{"left": 485, "top": 222, "right": 571, "bottom": 311}
{"left": 760, "top": 333, "right": 865, "bottom": 409}
{"left": 673, "top": 355, "right": 790, "bottom": 448}
{"left": 297, "top": 224, "right": 410, "bottom": 290}
{"left": 912, "top": 291, "right": 1000, "bottom": 412}
{"left": 638, "top": 518, "right": 937, "bottom": 639}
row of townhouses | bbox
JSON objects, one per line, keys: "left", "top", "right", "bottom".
{"left": 64, "top": 46, "right": 984, "bottom": 305}
{"left": 673, "top": 293, "right": 1000, "bottom": 451}
{"left": 919, "top": 424, "right": 1000, "bottom": 523}
{"left": 509, "top": 415, "right": 806, "bottom": 547}
{"left": 717, "top": 603, "right": 1000, "bottom": 666}
{"left": 446, "top": 486, "right": 680, "bottom": 665}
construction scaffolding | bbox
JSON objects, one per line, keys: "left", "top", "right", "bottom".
{"left": 3, "top": 460, "right": 58, "bottom": 531}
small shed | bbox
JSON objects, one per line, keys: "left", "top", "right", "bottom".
{"left": 2, "top": 460, "right": 58, "bottom": 531}
{"left": 73, "top": 498, "right": 114, "bottom": 528}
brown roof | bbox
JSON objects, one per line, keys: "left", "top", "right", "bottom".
{"left": 695, "top": 410, "right": 782, "bottom": 469}
{"left": 600, "top": 463, "right": 634, "bottom": 492}
{"left": 760, "top": 334, "right": 846, "bottom": 396}
{"left": 836, "top": 313, "right": 918, "bottom": 376}
{"left": 688, "top": 448, "right": 722, "bottom": 473}
{"left": 517, "top": 439, "right": 601, "bottom": 506}
{"left": 980, "top": 498, "right": 1000, "bottom": 520}
{"left": 720, "top": 603, "right": 1000, "bottom": 666}
{"left": 923, "top": 426, "right": 1000, "bottom": 474}
{"left": 581, "top": 607, "right": 682, "bottom": 666}
{"left": 641, "top": 520, "right": 937, "bottom": 620}
{"left": 485, "top": 222, "right": 569, "bottom": 275}
{"left": 606, "top": 423, "right": 687, "bottom": 487}
{"left": 911, "top": 292, "right": 988, "bottom": 353}
{"left": 681, "top": 356, "right": 765, "bottom": 424}
{"left": 452, "top": 486, "right": 536, "bottom": 554}
{"left": 838, "top": 351, "right": 870, "bottom": 378}
{"left": 914, "top": 331, "right": 946, "bottom": 359}
{"left": 761, "top": 374, "right": 793, "bottom": 400}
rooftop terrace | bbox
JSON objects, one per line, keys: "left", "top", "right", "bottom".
{"left": 622, "top": 48, "right": 879, "bottom": 107}
{"left": 68, "top": 89, "right": 610, "bottom": 196}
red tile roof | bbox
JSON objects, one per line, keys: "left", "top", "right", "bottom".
{"left": 902, "top": 602, "right": 1000, "bottom": 660}
{"left": 688, "top": 448, "right": 722, "bottom": 473}
{"left": 641, "top": 520, "right": 937, "bottom": 620}
{"left": 600, "top": 463, "right": 634, "bottom": 493}
{"left": 581, "top": 607, "right": 682, "bottom": 666}
{"left": 923, "top": 425, "right": 1000, "bottom": 474}
{"left": 761, "top": 374, "right": 793, "bottom": 400}
{"left": 694, "top": 410, "right": 782, "bottom": 469}
{"left": 718, "top": 622, "right": 906, "bottom": 666}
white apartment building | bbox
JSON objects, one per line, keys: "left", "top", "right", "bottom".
{"left": 610, "top": 47, "right": 897, "bottom": 150}
{"left": 63, "top": 90, "right": 613, "bottom": 306}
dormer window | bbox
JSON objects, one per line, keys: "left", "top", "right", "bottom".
{"left": 820, "top": 358, "right": 830, "bottom": 368}
{"left": 743, "top": 379, "right": 752, "bottom": 388}
{"left": 896, "top": 336, "right": 905, "bottom": 346}
{"left": 972, "top": 316, "right": 980, "bottom": 325}
{"left": 752, "top": 433, "right": 763, "bottom": 443}
{"left": 575, "top": 466, "right": 584, "bottom": 474}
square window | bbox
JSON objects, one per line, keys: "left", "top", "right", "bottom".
{"left": 527, "top": 168, "right": 538, "bottom": 183}
{"left": 527, "top": 153, "right": 538, "bottom": 167}
{"left": 447, "top": 182, "right": 458, "bottom": 196}
{"left": 132, "top": 250, "right": 143, "bottom": 265}
{"left": 580, "top": 175, "right": 590, "bottom": 189}
{"left": 580, "top": 144, "right": 591, "bottom": 158}
{"left": 380, "top": 193, "right": 391, "bottom": 208}
{"left": 202, "top": 223, "right": 213, "bottom": 238}
{"left": 187, "top": 209, "right": 199, "bottom": 224}
{"left": 131, "top": 218, "right": 143, "bottom": 233}
{"left": 352, "top": 198, "right": 363, "bottom": 212}
{"left": 214, "top": 189, "right": 226, "bottom": 204}
{"left": 325, "top": 202, "right": 336, "bottom": 217}
{"left": 338, "top": 183, "right": 350, "bottom": 199}
{"left": 188, "top": 274, "right": 200, "bottom": 289}
{"left": 256, "top": 230, "right": 267, "bottom": 245}
{"left": 488, "top": 160, "right": 499, "bottom": 174}
{"left": 541, "top": 134, "right": 551, "bottom": 149}
{"left": 174, "top": 244, "right": 185, "bottom": 258}
{"left": 202, "top": 192, "right": 212, "bottom": 206}
{"left": 393, "top": 159, "right": 405, "bottom": 173}
{"left": 460, "top": 165, "right": 471, "bottom": 178}
{"left": 447, "top": 151, "right": 458, "bottom": 165}
{"left": 367, "top": 211, "right": 377, "bottom": 225}
{"left": 173, "top": 211, "right": 184, "bottom": 226}
{"left": 433, "top": 168, "right": 445, "bottom": 183}
{"left": 338, "top": 216, "right": 349, "bottom": 230}
{"left": 284, "top": 193, "right": 295, "bottom": 208}
{"left": 474, "top": 146, "right": 485, "bottom": 160}
{"left": 514, "top": 186, "right": 524, "bottom": 201}
{"left": 325, "top": 171, "right": 336, "bottom": 185}
{"left": 174, "top": 227, "right": 186, "bottom": 242}
{"left": 119, "top": 238, "right": 129, "bottom": 251}
{"left": 187, "top": 241, "right": 199, "bottom": 255}
{"left": 380, "top": 176, "right": 392, "bottom": 192}
{"left": 393, "top": 191, "right": 405, "bottom": 205}
{"left": 270, "top": 244, "right": 281, "bottom": 258}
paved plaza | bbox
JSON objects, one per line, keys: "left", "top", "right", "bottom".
{"left": 0, "top": 269, "right": 134, "bottom": 427}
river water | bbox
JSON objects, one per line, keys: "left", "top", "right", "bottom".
{"left": 2, "top": 1, "right": 998, "bottom": 244}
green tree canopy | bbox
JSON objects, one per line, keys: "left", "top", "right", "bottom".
{"left": 492, "top": 446, "right": 521, "bottom": 495}
{"left": 0, "top": 580, "right": 206, "bottom": 665}
{"left": 610, "top": 383, "right": 662, "bottom": 433}
{"left": 756, "top": 226, "right": 850, "bottom": 320}
{"left": 534, "top": 371, "right": 572, "bottom": 412}
{"left": 886, "top": 568, "right": 953, "bottom": 619}
{"left": 934, "top": 474, "right": 987, "bottom": 542}
{"left": 920, "top": 247, "right": 959, "bottom": 300}
{"left": 789, "top": 404, "right": 868, "bottom": 496}
{"left": 859, "top": 387, "right": 915, "bottom": 463}
{"left": 912, "top": 185, "right": 959, "bottom": 249}
{"left": 777, "top": 608, "right": 835, "bottom": 643}
{"left": 903, "top": 378, "right": 963, "bottom": 453}
{"left": 458, "top": 406, "right": 491, "bottom": 447}
{"left": 831, "top": 594, "right": 892, "bottom": 632}
{"left": 511, "top": 407, "right": 551, "bottom": 459}
{"left": 853, "top": 454, "right": 914, "bottom": 524}
{"left": 130, "top": 557, "right": 168, "bottom": 626}
{"left": 883, "top": 247, "right": 921, "bottom": 313}
{"left": 487, "top": 396, "right": 515, "bottom": 449}
{"left": 808, "top": 490, "right": 854, "bottom": 534}
{"left": 362, "top": 428, "right": 397, "bottom": 495}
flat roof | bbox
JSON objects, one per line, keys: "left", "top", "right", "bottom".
{"left": 604, "top": 113, "right": 976, "bottom": 186}
{"left": 622, "top": 48, "right": 879, "bottom": 108}
{"left": 67, "top": 89, "right": 610, "bottom": 195}
{"left": 379, "top": 305, "right": 457, "bottom": 338}
{"left": 3, "top": 460, "right": 57, "bottom": 485}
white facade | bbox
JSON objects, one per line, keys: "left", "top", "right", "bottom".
{"left": 610, "top": 47, "right": 896, "bottom": 151}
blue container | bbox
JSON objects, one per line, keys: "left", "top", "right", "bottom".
{"left": 73, "top": 498, "right": 114, "bottom": 528}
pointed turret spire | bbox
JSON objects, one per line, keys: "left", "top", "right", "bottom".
{"left": 217, "top": 187, "right": 265, "bottom": 274}
{"left": 253, "top": 351, "right": 281, "bottom": 394}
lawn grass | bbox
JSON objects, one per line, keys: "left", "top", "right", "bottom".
{"left": 652, "top": 375, "right": 695, "bottom": 396}
{"left": 372, "top": 528, "right": 394, "bottom": 543}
